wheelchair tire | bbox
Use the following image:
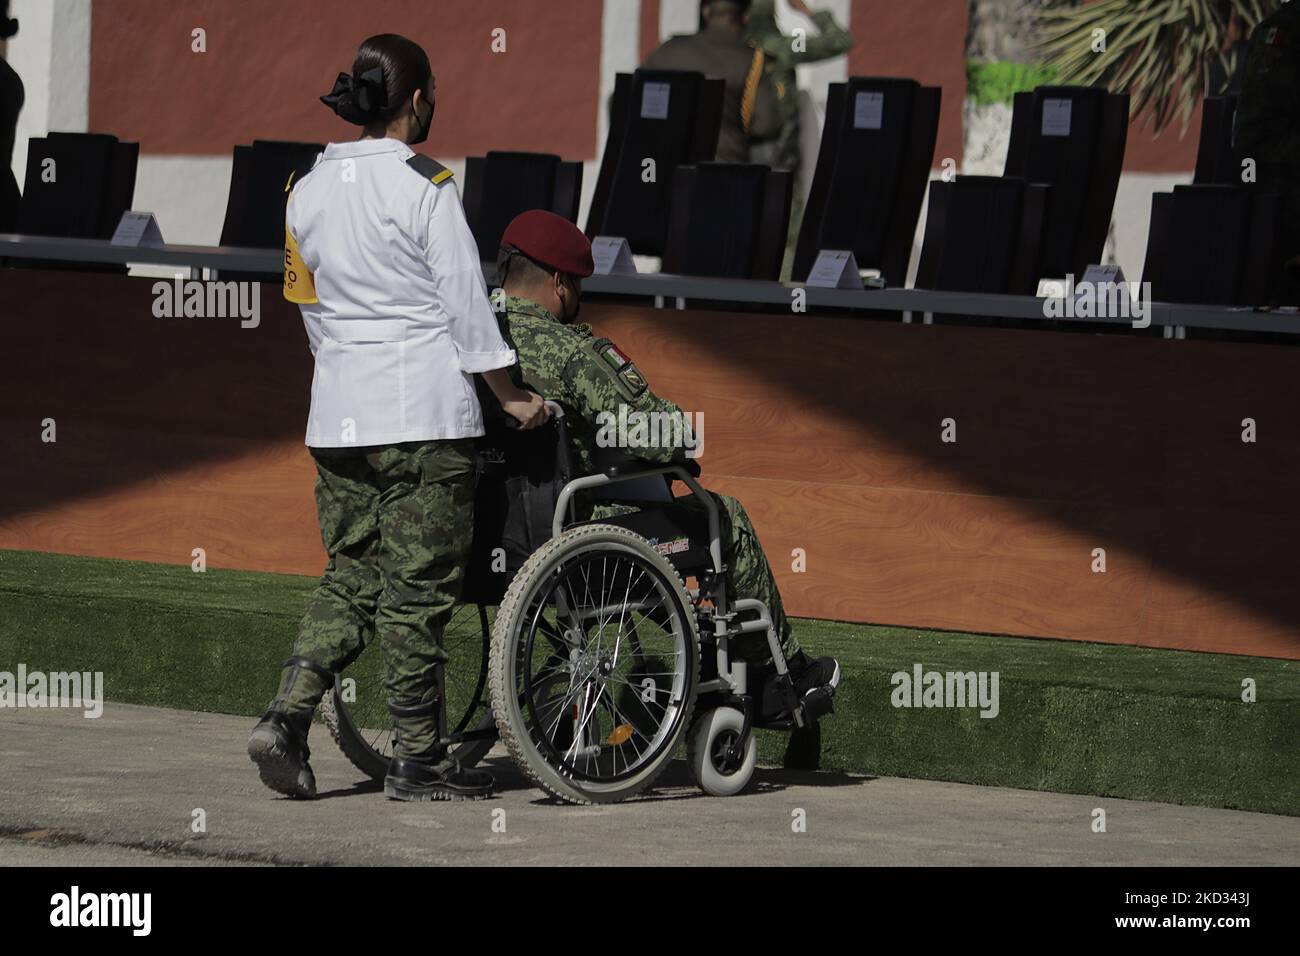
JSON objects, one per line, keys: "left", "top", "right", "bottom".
{"left": 320, "top": 687, "right": 496, "bottom": 783}
{"left": 687, "top": 707, "right": 757, "bottom": 797}
{"left": 489, "top": 523, "right": 700, "bottom": 805}
{"left": 320, "top": 603, "right": 496, "bottom": 782}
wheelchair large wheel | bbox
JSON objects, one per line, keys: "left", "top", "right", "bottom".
{"left": 320, "top": 602, "right": 496, "bottom": 782}
{"left": 489, "top": 523, "right": 700, "bottom": 805}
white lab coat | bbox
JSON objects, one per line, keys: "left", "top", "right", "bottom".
{"left": 284, "top": 138, "right": 515, "bottom": 448}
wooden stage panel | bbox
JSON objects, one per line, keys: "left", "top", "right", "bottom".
{"left": 1, "top": 269, "right": 1298, "bottom": 659}
{"left": 702, "top": 474, "right": 1159, "bottom": 649}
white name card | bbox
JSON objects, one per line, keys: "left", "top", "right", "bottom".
{"left": 591, "top": 236, "right": 638, "bottom": 276}
{"left": 1042, "top": 98, "right": 1072, "bottom": 137}
{"left": 640, "top": 82, "right": 671, "bottom": 120}
{"left": 806, "top": 249, "right": 864, "bottom": 290}
{"left": 853, "top": 91, "right": 884, "bottom": 130}
{"left": 111, "top": 211, "right": 165, "bottom": 249}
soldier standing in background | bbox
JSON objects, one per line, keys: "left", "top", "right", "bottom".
{"left": 642, "top": 0, "right": 782, "bottom": 163}
{"left": 1235, "top": 0, "right": 1300, "bottom": 304}
{"left": 745, "top": 0, "right": 854, "bottom": 278}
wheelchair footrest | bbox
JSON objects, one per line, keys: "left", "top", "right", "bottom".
{"left": 753, "top": 717, "right": 798, "bottom": 732}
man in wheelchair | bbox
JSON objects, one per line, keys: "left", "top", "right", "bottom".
{"left": 485, "top": 210, "right": 841, "bottom": 771}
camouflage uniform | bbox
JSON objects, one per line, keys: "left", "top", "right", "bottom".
{"left": 745, "top": 0, "right": 854, "bottom": 173}
{"left": 267, "top": 438, "right": 476, "bottom": 757}
{"left": 744, "top": 1, "right": 854, "bottom": 277}
{"left": 1236, "top": 2, "right": 1300, "bottom": 300}
{"left": 498, "top": 294, "right": 797, "bottom": 663}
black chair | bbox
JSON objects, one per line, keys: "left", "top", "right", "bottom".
{"left": 1142, "top": 184, "right": 1281, "bottom": 306}
{"left": 793, "top": 77, "right": 940, "bottom": 286}
{"left": 219, "top": 139, "right": 323, "bottom": 249}
{"left": 1140, "top": 191, "right": 1174, "bottom": 294}
{"left": 1193, "top": 95, "right": 1241, "bottom": 186}
{"left": 217, "top": 139, "right": 321, "bottom": 281}
{"left": 12, "top": 132, "right": 138, "bottom": 271}
{"left": 661, "top": 162, "right": 792, "bottom": 280}
{"left": 1004, "top": 86, "right": 1129, "bottom": 279}
{"left": 914, "top": 175, "right": 1048, "bottom": 296}
{"left": 585, "top": 69, "right": 724, "bottom": 256}
{"left": 462, "top": 151, "right": 583, "bottom": 261}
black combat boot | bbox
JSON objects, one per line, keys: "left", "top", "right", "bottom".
{"left": 384, "top": 751, "right": 496, "bottom": 802}
{"left": 383, "top": 695, "right": 496, "bottom": 801}
{"left": 247, "top": 708, "right": 317, "bottom": 798}
{"left": 247, "top": 656, "right": 334, "bottom": 798}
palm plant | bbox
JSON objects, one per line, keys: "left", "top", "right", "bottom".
{"left": 1035, "top": 0, "right": 1281, "bottom": 134}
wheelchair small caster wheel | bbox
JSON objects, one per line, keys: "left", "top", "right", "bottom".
{"left": 688, "top": 707, "right": 757, "bottom": 796}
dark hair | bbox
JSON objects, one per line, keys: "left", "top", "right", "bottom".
{"left": 321, "top": 33, "right": 433, "bottom": 126}
{"left": 497, "top": 247, "right": 556, "bottom": 290}
{"left": 1, "top": 0, "right": 17, "bottom": 41}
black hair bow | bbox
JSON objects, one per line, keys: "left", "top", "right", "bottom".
{"left": 320, "top": 66, "right": 389, "bottom": 124}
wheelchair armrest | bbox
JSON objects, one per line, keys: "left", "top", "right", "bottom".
{"left": 602, "top": 456, "right": 701, "bottom": 479}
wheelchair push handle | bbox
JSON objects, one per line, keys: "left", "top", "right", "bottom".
{"left": 502, "top": 399, "right": 564, "bottom": 430}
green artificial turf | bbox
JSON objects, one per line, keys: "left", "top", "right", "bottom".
{"left": 1, "top": 549, "right": 1295, "bottom": 815}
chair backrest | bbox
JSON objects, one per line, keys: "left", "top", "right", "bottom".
{"left": 1194, "top": 95, "right": 1241, "bottom": 185}
{"left": 463, "top": 385, "right": 576, "bottom": 604}
{"left": 1004, "top": 86, "right": 1128, "bottom": 279}
{"left": 915, "top": 175, "right": 1048, "bottom": 295}
{"left": 219, "top": 139, "right": 322, "bottom": 249}
{"left": 661, "top": 162, "right": 792, "bottom": 280}
{"left": 794, "top": 77, "right": 940, "bottom": 285}
{"left": 1145, "top": 184, "right": 1281, "bottom": 306}
{"left": 462, "top": 151, "right": 583, "bottom": 261}
{"left": 585, "top": 69, "right": 724, "bottom": 256}
{"left": 17, "top": 132, "right": 138, "bottom": 239}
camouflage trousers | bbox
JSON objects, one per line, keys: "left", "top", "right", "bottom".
{"left": 267, "top": 438, "right": 476, "bottom": 757}
{"left": 593, "top": 490, "right": 797, "bottom": 665}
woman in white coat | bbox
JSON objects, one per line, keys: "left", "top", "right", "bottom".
{"left": 248, "top": 33, "right": 547, "bottom": 803}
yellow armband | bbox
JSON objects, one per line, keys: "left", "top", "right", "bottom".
{"left": 283, "top": 225, "right": 318, "bottom": 305}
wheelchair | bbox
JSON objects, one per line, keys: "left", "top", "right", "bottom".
{"left": 320, "top": 403, "right": 824, "bottom": 804}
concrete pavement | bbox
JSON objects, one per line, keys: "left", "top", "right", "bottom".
{"left": 1, "top": 703, "right": 1296, "bottom": 866}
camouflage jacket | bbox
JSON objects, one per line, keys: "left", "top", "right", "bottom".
{"left": 496, "top": 295, "right": 691, "bottom": 474}
{"left": 746, "top": 1, "right": 854, "bottom": 126}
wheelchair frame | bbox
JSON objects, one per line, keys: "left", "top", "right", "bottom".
{"left": 326, "top": 404, "right": 810, "bottom": 796}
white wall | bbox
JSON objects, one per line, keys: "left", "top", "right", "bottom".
{"left": 8, "top": 0, "right": 92, "bottom": 185}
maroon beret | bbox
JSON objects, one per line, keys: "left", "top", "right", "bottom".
{"left": 501, "top": 209, "right": 594, "bottom": 279}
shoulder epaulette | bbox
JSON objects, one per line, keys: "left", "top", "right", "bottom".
{"left": 405, "top": 154, "right": 455, "bottom": 186}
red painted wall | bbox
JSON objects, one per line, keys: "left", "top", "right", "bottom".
{"left": 86, "top": 0, "right": 1199, "bottom": 172}
{"left": 640, "top": 0, "right": 662, "bottom": 62}
{"left": 88, "top": 0, "right": 605, "bottom": 159}
{"left": 849, "top": 0, "right": 968, "bottom": 166}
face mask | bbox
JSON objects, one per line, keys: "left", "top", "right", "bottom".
{"left": 410, "top": 94, "right": 433, "bottom": 145}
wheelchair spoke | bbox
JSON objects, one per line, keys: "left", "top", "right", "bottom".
{"left": 514, "top": 543, "right": 694, "bottom": 785}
